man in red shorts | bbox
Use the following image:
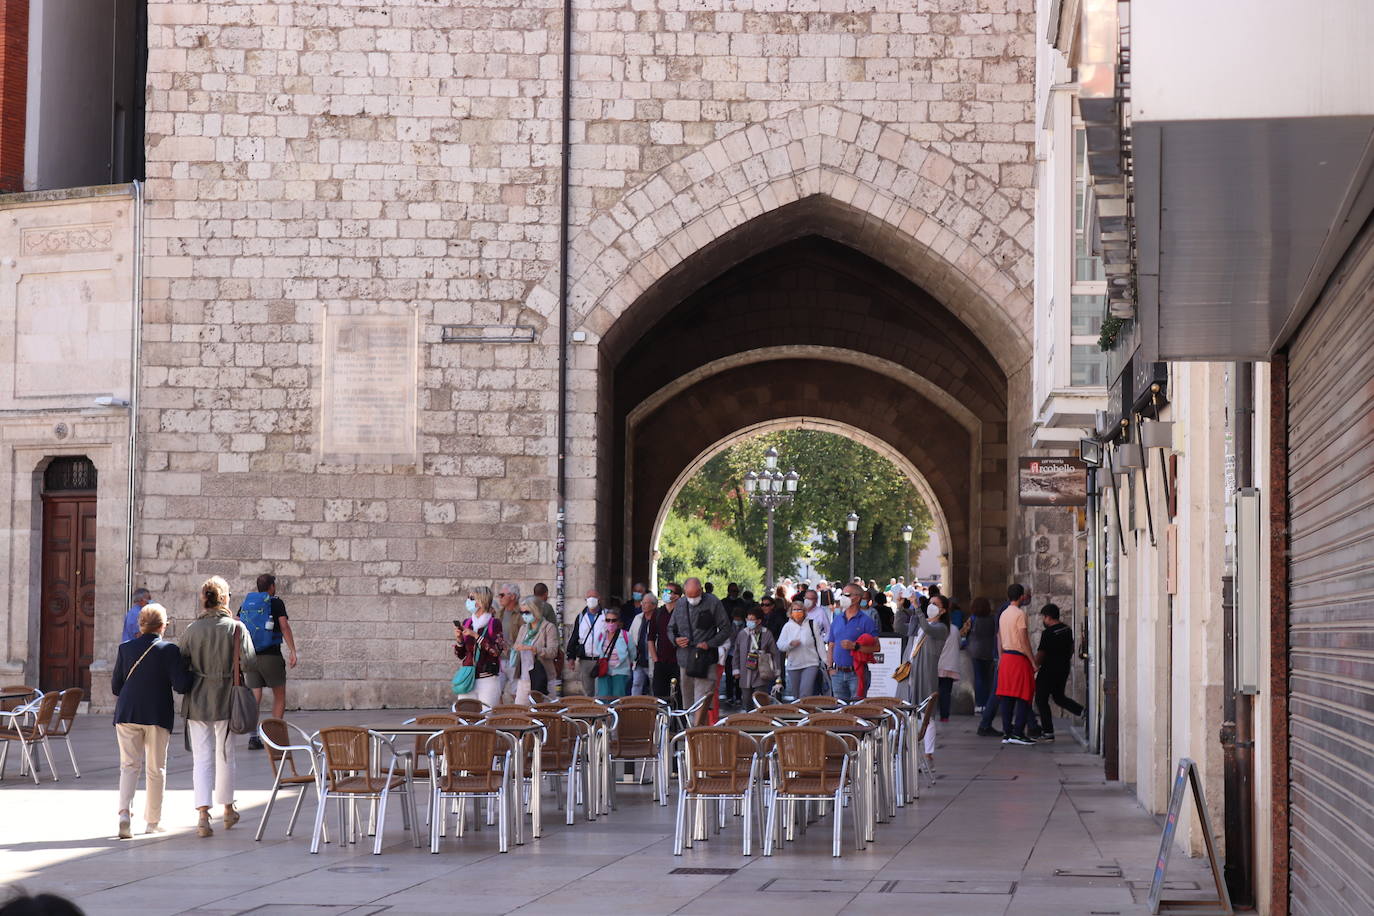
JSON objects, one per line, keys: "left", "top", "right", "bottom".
{"left": 994, "top": 583, "right": 1038, "bottom": 746}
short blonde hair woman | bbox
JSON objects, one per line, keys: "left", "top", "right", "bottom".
{"left": 452, "top": 585, "right": 506, "bottom": 708}
{"left": 113, "top": 602, "right": 192, "bottom": 837}
{"left": 179, "top": 576, "right": 255, "bottom": 836}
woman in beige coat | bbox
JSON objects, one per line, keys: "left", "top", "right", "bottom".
{"left": 180, "top": 576, "right": 255, "bottom": 837}
{"left": 509, "top": 596, "right": 559, "bottom": 703}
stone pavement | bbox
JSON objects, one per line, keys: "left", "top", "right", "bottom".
{"left": 1, "top": 709, "right": 1218, "bottom": 916}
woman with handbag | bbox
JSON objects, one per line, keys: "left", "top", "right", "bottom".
{"left": 778, "top": 597, "right": 826, "bottom": 700}
{"left": 589, "top": 610, "right": 636, "bottom": 697}
{"left": 111, "top": 603, "right": 193, "bottom": 838}
{"left": 510, "top": 596, "right": 558, "bottom": 703}
{"left": 180, "top": 576, "right": 256, "bottom": 837}
{"left": 732, "top": 607, "right": 780, "bottom": 707}
{"left": 453, "top": 586, "right": 506, "bottom": 707}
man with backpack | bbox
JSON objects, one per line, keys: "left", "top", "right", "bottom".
{"left": 239, "top": 573, "right": 297, "bottom": 749}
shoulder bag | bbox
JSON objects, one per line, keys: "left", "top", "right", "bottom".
{"left": 228, "top": 625, "right": 259, "bottom": 735}
{"left": 452, "top": 620, "right": 484, "bottom": 695}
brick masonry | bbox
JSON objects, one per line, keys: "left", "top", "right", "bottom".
{"left": 0, "top": 0, "right": 27, "bottom": 192}
{"left": 131, "top": 0, "right": 1037, "bottom": 708}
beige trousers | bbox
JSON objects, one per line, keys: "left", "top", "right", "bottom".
{"left": 116, "top": 723, "right": 171, "bottom": 825}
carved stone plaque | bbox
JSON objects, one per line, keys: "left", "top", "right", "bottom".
{"left": 320, "top": 312, "right": 418, "bottom": 463}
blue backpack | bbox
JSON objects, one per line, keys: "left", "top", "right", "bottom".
{"left": 239, "top": 591, "right": 283, "bottom": 652}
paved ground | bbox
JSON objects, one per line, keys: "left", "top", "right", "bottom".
{"left": 1, "top": 708, "right": 1217, "bottom": 916}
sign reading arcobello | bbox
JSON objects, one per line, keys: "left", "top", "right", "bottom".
{"left": 320, "top": 313, "right": 418, "bottom": 464}
{"left": 1018, "top": 456, "right": 1088, "bottom": 506}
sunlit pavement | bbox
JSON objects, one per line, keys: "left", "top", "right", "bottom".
{"left": 1, "top": 708, "right": 1217, "bottom": 916}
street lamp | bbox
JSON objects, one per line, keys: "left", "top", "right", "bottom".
{"left": 901, "top": 523, "right": 913, "bottom": 580}
{"left": 744, "top": 447, "right": 800, "bottom": 590}
{"left": 846, "top": 511, "right": 860, "bottom": 582}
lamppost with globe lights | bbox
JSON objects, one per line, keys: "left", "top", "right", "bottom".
{"left": 901, "top": 523, "right": 913, "bottom": 580}
{"left": 743, "top": 447, "right": 800, "bottom": 591}
{"left": 846, "top": 511, "right": 860, "bottom": 583}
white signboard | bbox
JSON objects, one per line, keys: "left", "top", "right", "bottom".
{"left": 865, "top": 635, "right": 908, "bottom": 698}
{"left": 320, "top": 312, "right": 418, "bottom": 464}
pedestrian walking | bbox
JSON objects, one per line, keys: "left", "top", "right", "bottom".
{"left": 453, "top": 586, "right": 506, "bottom": 708}
{"left": 495, "top": 583, "right": 523, "bottom": 700}
{"left": 905, "top": 597, "right": 950, "bottom": 769}
{"left": 995, "top": 587, "right": 1038, "bottom": 746}
{"left": 239, "top": 573, "right": 297, "bottom": 749}
{"left": 566, "top": 589, "right": 606, "bottom": 696}
{"left": 826, "top": 583, "right": 879, "bottom": 702}
{"left": 977, "top": 584, "right": 1033, "bottom": 737}
{"left": 1034, "top": 604, "right": 1084, "bottom": 740}
{"left": 650, "top": 586, "right": 680, "bottom": 700}
{"left": 732, "top": 608, "right": 780, "bottom": 706}
{"left": 111, "top": 603, "right": 192, "bottom": 838}
{"left": 668, "top": 577, "right": 732, "bottom": 724}
{"left": 964, "top": 596, "right": 998, "bottom": 712}
{"left": 119, "top": 588, "right": 152, "bottom": 644}
{"left": 180, "top": 576, "right": 256, "bottom": 837}
{"left": 590, "top": 609, "right": 636, "bottom": 697}
{"left": 510, "top": 596, "right": 558, "bottom": 703}
{"left": 778, "top": 597, "right": 826, "bottom": 699}
{"left": 933, "top": 595, "right": 961, "bottom": 721}
{"left": 627, "top": 592, "right": 660, "bottom": 696}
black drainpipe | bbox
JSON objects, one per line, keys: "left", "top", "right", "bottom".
{"left": 554, "top": 0, "right": 573, "bottom": 644}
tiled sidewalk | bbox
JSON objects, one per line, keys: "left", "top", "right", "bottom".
{"left": 1, "top": 709, "right": 1217, "bottom": 916}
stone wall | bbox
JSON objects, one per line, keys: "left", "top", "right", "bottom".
{"left": 136, "top": 0, "right": 1037, "bottom": 708}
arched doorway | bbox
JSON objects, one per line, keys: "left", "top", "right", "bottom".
{"left": 598, "top": 228, "right": 1013, "bottom": 603}
{"left": 646, "top": 418, "right": 955, "bottom": 592}
{"left": 39, "top": 455, "right": 98, "bottom": 692}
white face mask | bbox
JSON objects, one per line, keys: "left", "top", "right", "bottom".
{"left": 803, "top": 598, "right": 815, "bottom": 609}
{"left": 837, "top": 595, "right": 853, "bottom": 610}
{"left": 585, "top": 597, "right": 599, "bottom": 610}
{"left": 687, "top": 595, "right": 701, "bottom": 606}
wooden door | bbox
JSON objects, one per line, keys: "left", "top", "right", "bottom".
{"left": 40, "top": 496, "right": 97, "bottom": 692}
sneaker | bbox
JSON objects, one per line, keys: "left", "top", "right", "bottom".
{"left": 118, "top": 815, "right": 132, "bottom": 840}
{"left": 973, "top": 705, "right": 984, "bottom": 714}
{"left": 1003, "top": 735, "right": 1035, "bottom": 746}
{"left": 1040, "top": 732, "right": 1056, "bottom": 742}
{"left": 977, "top": 727, "right": 1003, "bottom": 737}
{"left": 247, "top": 735, "right": 264, "bottom": 750}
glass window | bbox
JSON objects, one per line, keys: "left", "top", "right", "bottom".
{"left": 1071, "top": 344, "right": 1107, "bottom": 388}
{"left": 1072, "top": 293, "right": 1104, "bottom": 337}
{"left": 1074, "top": 129, "right": 1104, "bottom": 282}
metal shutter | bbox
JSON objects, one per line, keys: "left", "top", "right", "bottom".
{"left": 1286, "top": 228, "right": 1374, "bottom": 916}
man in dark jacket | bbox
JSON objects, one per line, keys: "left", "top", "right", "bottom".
{"left": 668, "top": 577, "right": 732, "bottom": 724}
{"left": 1034, "top": 603, "right": 1084, "bottom": 740}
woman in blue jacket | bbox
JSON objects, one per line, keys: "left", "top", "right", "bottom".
{"left": 112, "top": 603, "right": 193, "bottom": 838}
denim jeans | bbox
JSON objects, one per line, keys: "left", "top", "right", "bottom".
{"left": 831, "top": 669, "right": 859, "bottom": 702}
{"left": 937, "top": 676, "right": 955, "bottom": 719}
{"left": 971, "top": 658, "right": 995, "bottom": 707}
{"left": 787, "top": 666, "right": 820, "bottom": 701}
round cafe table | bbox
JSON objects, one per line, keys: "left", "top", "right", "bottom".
{"left": 559, "top": 707, "right": 614, "bottom": 818}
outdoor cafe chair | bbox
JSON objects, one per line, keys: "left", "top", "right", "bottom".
{"left": 914, "top": 690, "right": 938, "bottom": 794}
{"left": 671, "top": 727, "right": 763, "bottom": 856}
{"left": 451, "top": 698, "right": 488, "bottom": 716}
{"left": 309, "top": 726, "right": 420, "bottom": 855}
{"left": 255, "top": 718, "right": 326, "bottom": 842}
{"left": 762, "top": 726, "right": 862, "bottom": 857}
{"left": 846, "top": 703, "right": 903, "bottom": 817}
{"left": 529, "top": 711, "right": 588, "bottom": 824}
{"left": 482, "top": 713, "right": 548, "bottom": 839}
{"left": 527, "top": 690, "right": 551, "bottom": 703}
{"left": 41, "top": 688, "right": 84, "bottom": 778}
{"left": 426, "top": 726, "right": 516, "bottom": 853}
{"left": 797, "top": 695, "right": 844, "bottom": 711}
{"left": 0, "top": 691, "right": 61, "bottom": 784}
{"left": 751, "top": 691, "right": 778, "bottom": 707}
{"left": 607, "top": 700, "right": 668, "bottom": 806}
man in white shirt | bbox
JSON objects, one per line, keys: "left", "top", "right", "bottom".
{"left": 566, "top": 589, "right": 607, "bottom": 696}
{"left": 803, "top": 589, "right": 830, "bottom": 642}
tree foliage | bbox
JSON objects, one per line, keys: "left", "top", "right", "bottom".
{"left": 655, "top": 512, "right": 765, "bottom": 595}
{"left": 669, "top": 429, "right": 934, "bottom": 585}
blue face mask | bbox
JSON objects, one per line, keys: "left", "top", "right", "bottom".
{"left": 661, "top": 590, "right": 672, "bottom": 603}
{"left": 521, "top": 612, "right": 534, "bottom": 623}
{"left": 632, "top": 591, "right": 644, "bottom": 601}
{"left": 465, "top": 598, "right": 477, "bottom": 613}
{"left": 861, "top": 600, "right": 870, "bottom": 608}
{"left": 745, "top": 620, "right": 757, "bottom": 630}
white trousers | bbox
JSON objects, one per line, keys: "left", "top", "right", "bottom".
{"left": 116, "top": 723, "right": 170, "bottom": 824}
{"left": 923, "top": 717, "right": 936, "bottom": 755}
{"left": 188, "top": 719, "right": 236, "bottom": 809}
{"left": 456, "top": 674, "right": 502, "bottom": 708}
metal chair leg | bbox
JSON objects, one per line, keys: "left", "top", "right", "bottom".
{"left": 309, "top": 790, "right": 329, "bottom": 854}
{"left": 373, "top": 790, "right": 389, "bottom": 855}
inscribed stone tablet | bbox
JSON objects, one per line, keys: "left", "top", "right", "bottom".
{"left": 320, "top": 313, "right": 418, "bottom": 463}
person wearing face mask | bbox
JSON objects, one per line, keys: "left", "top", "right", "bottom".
{"left": 566, "top": 589, "right": 606, "bottom": 696}
{"left": 825, "top": 585, "right": 880, "bottom": 702}
{"left": 778, "top": 597, "right": 827, "bottom": 699}
{"left": 668, "top": 577, "right": 732, "bottom": 723}
{"left": 626, "top": 592, "right": 660, "bottom": 696}
{"left": 589, "top": 610, "right": 636, "bottom": 697}
{"left": 731, "top": 608, "right": 780, "bottom": 707}
{"left": 495, "top": 583, "right": 523, "bottom": 701}
{"left": 802, "top": 589, "right": 831, "bottom": 643}
{"left": 509, "top": 596, "right": 558, "bottom": 703}
{"left": 620, "top": 581, "right": 648, "bottom": 632}
{"left": 454, "top": 585, "right": 507, "bottom": 708}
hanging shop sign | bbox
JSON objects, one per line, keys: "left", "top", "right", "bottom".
{"left": 1018, "top": 457, "right": 1089, "bottom": 506}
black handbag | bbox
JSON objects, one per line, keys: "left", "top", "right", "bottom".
{"left": 686, "top": 647, "right": 713, "bottom": 678}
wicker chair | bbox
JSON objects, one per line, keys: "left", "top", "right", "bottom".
{"left": 607, "top": 701, "right": 668, "bottom": 806}
{"left": 751, "top": 691, "right": 778, "bottom": 707}
{"left": 0, "top": 691, "right": 60, "bottom": 784}
{"left": 0, "top": 685, "right": 41, "bottom": 716}
{"left": 846, "top": 703, "right": 902, "bottom": 816}
{"left": 41, "top": 688, "right": 84, "bottom": 778}
{"left": 482, "top": 713, "right": 547, "bottom": 839}
{"left": 671, "top": 727, "right": 763, "bottom": 856}
{"left": 762, "top": 726, "right": 861, "bottom": 857}
{"left": 530, "top": 711, "right": 587, "bottom": 825}
{"left": 556, "top": 696, "right": 605, "bottom": 707}
{"left": 255, "top": 718, "right": 326, "bottom": 841}
{"left": 309, "top": 726, "right": 420, "bottom": 855}
{"left": 425, "top": 726, "right": 516, "bottom": 853}
{"left": 527, "top": 690, "right": 551, "bottom": 704}
{"left": 796, "top": 695, "right": 843, "bottom": 712}
{"left": 451, "top": 698, "right": 488, "bottom": 716}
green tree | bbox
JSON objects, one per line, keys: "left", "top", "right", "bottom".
{"left": 655, "top": 512, "right": 765, "bottom": 595}
{"left": 669, "top": 430, "right": 934, "bottom": 585}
